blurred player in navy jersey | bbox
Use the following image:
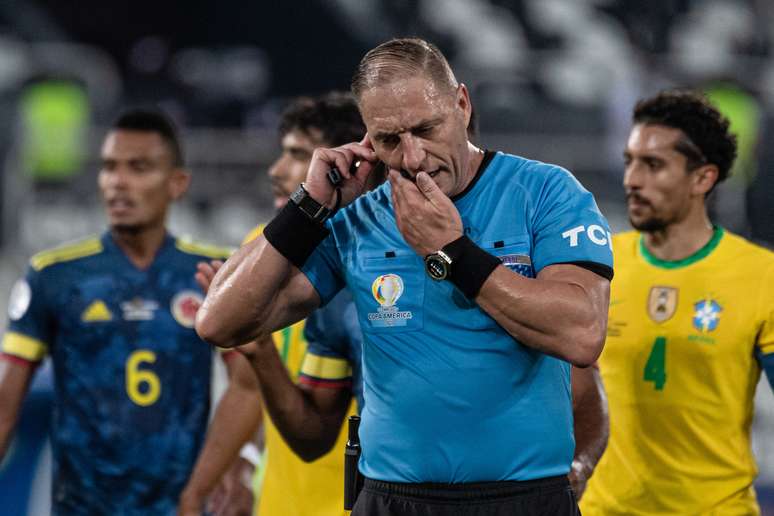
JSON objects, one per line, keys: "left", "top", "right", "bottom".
{"left": 0, "top": 108, "right": 244, "bottom": 515}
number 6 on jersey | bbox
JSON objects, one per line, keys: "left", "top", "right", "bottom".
{"left": 126, "top": 349, "right": 161, "bottom": 406}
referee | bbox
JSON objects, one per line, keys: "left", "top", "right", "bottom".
{"left": 197, "top": 38, "right": 613, "bottom": 515}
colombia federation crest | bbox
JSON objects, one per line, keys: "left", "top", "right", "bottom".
{"left": 171, "top": 290, "right": 203, "bottom": 328}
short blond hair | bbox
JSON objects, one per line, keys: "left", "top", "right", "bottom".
{"left": 351, "top": 38, "right": 458, "bottom": 101}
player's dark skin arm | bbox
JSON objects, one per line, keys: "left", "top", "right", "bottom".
{"left": 0, "top": 358, "right": 35, "bottom": 460}
{"left": 179, "top": 353, "right": 262, "bottom": 516}
{"left": 569, "top": 366, "right": 609, "bottom": 500}
{"left": 195, "top": 260, "right": 351, "bottom": 462}
{"left": 238, "top": 339, "right": 352, "bottom": 462}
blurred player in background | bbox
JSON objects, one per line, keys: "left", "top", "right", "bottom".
{"left": 180, "top": 92, "right": 372, "bottom": 516}
{"left": 581, "top": 90, "right": 774, "bottom": 515}
{"left": 0, "top": 109, "right": 240, "bottom": 515}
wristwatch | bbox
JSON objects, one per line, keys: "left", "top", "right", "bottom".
{"left": 290, "top": 183, "right": 331, "bottom": 224}
{"left": 424, "top": 249, "right": 453, "bottom": 281}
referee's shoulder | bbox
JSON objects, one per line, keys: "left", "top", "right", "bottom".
{"left": 498, "top": 152, "right": 576, "bottom": 184}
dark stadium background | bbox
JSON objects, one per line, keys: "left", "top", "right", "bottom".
{"left": 0, "top": 0, "right": 771, "bottom": 513}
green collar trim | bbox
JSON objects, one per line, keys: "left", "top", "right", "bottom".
{"left": 639, "top": 226, "right": 724, "bottom": 269}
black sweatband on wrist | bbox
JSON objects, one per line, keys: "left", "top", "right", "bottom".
{"left": 443, "top": 235, "right": 501, "bottom": 299}
{"left": 263, "top": 200, "right": 330, "bottom": 269}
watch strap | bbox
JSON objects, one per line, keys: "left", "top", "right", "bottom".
{"left": 290, "top": 184, "right": 331, "bottom": 223}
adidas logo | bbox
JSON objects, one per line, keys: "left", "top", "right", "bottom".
{"left": 81, "top": 300, "right": 112, "bottom": 322}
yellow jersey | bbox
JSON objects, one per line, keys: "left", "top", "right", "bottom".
{"left": 243, "top": 225, "right": 354, "bottom": 516}
{"left": 582, "top": 228, "right": 774, "bottom": 515}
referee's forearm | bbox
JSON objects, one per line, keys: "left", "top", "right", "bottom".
{"left": 197, "top": 237, "right": 293, "bottom": 347}
{"left": 476, "top": 266, "right": 608, "bottom": 366}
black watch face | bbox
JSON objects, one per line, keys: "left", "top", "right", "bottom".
{"left": 425, "top": 254, "right": 448, "bottom": 281}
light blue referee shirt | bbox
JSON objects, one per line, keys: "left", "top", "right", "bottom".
{"left": 302, "top": 151, "right": 614, "bottom": 483}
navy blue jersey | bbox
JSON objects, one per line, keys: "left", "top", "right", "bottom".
{"left": 303, "top": 151, "right": 614, "bottom": 483}
{"left": 1, "top": 232, "right": 230, "bottom": 515}
{"left": 299, "top": 289, "right": 364, "bottom": 411}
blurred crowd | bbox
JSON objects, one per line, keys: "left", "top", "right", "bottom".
{"left": 0, "top": 0, "right": 772, "bottom": 513}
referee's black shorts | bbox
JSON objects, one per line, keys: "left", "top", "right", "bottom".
{"left": 352, "top": 475, "right": 580, "bottom": 515}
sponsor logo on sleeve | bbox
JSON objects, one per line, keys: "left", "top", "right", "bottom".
{"left": 561, "top": 225, "right": 612, "bottom": 250}
{"left": 368, "top": 274, "right": 412, "bottom": 327}
{"left": 8, "top": 279, "right": 31, "bottom": 321}
{"left": 171, "top": 290, "right": 203, "bottom": 328}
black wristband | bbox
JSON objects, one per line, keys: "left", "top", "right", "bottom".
{"left": 442, "top": 235, "right": 501, "bottom": 299}
{"left": 264, "top": 201, "right": 330, "bottom": 269}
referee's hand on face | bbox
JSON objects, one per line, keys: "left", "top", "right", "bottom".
{"left": 390, "top": 169, "right": 463, "bottom": 257}
{"left": 304, "top": 134, "right": 378, "bottom": 211}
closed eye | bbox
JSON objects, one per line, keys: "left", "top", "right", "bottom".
{"left": 643, "top": 157, "right": 664, "bottom": 170}
{"left": 413, "top": 124, "right": 435, "bottom": 137}
{"left": 129, "top": 159, "right": 153, "bottom": 172}
{"left": 376, "top": 134, "right": 400, "bottom": 147}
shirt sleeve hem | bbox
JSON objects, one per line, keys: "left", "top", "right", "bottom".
{"left": 537, "top": 260, "right": 614, "bottom": 280}
{"left": 298, "top": 375, "right": 353, "bottom": 389}
{"left": 1, "top": 332, "right": 48, "bottom": 362}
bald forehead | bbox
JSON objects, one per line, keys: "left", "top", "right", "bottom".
{"left": 355, "top": 62, "right": 456, "bottom": 101}
{"left": 359, "top": 76, "right": 455, "bottom": 139}
{"left": 367, "top": 73, "right": 449, "bottom": 99}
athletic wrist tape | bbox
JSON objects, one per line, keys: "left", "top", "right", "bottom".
{"left": 263, "top": 201, "right": 330, "bottom": 269}
{"left": 443, "top": 235, "right": 501, "bottom": 299}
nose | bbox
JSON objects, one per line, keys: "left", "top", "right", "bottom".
{"left": 623, "top": 162, "right": 643, "bottom": 191}
{"left": 268, "top": 155, "right": 286, "bottom": 181}
{"left": 103, "top": 167, "right": 129, "bottom": 190}
{"left": 400, "top": 134, "right": 425, "bottom": 173}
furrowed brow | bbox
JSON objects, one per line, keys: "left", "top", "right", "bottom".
{"left": 374, "top": 117, "right": 444, "bottom": 142}
{"left": 412, "top": 118, "right": 443, "bottom": 131}
{"left": 373, "top": 130, "right": 399, "bottom": 142}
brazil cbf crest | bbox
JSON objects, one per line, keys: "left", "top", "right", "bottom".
{"left": 368, "top": 274, "right": 413, "bottom": 327}
{"left": 693, "top": 298, "right": 722, "bottom": 332}
{"left": 171, "top": 290, "right": 203, "bottom": 328}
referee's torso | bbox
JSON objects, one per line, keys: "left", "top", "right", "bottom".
{"left": 303, "top": 151, "right": 613, "bottom": 483}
